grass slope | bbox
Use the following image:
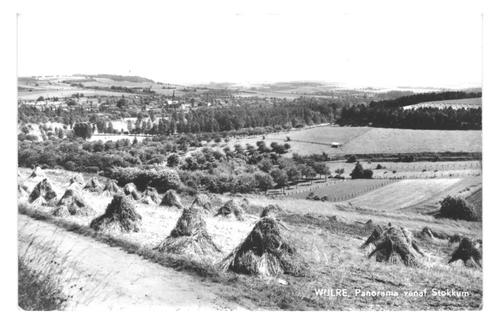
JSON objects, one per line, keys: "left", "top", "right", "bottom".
{"left": 18, "top": 168, "right": 482, "bottom": 310}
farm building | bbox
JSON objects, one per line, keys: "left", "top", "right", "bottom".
{"left": 331, "top": 142, "right": 342, "bottom": 148}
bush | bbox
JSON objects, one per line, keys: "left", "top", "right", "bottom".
{"left": 362, "top": 169, "right": 373, "bottom": 178}
{"left": 399, "top": 155, "right": 415, "bottom": 163}
{"left": 350, "top": 162, "right": 373, "bottom": 179}
{"left": 63, "top": 161, "right": 77, "bottom": 171}
{"left": 232, "top": 173, "right": 258, "bottom": 193}
{"left": 73, "top": 122, "right": 93, "bottom": 139}
{"left": 84, "top": 166, "right": 100, "bottom": 174}
{"left": 107, "top": 167, "right": 181, "bottom": 192}
{"left": 438, "top": 196, "right": 479, "bottom": 221}
{"left": 346, "top": 155, "right": 357, "bottom": 163}
{"left": 306, "top": 192, "right": 315, "bottom": 200}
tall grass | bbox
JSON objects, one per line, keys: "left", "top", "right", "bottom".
{"left": 18, "top": 234, "right": 68, "bottom": 310}
{"left": 18, "top": 258, "right": 67, "bottom": 310}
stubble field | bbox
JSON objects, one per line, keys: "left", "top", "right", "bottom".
{"left": 18, "top": 168, "right": 482, "bottom": 310}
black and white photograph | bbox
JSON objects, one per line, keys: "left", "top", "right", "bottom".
{"left": 4, "top": 0, "right": 497, "bottom": 316}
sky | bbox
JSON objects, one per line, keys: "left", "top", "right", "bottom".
{"left": 16, "top": 0, "right": 483, "bottom": 88}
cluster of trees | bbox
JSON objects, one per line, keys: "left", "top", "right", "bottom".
{"left": 350, "top": 162, "right": 373, "bottom": 179}
{"left": 19, "top": 129, "right": 336, "bottom": 194}
{"left": 18, "top": 132, "right": 203, "bottom": 174}
{"left": 138, "top": 97, "right": 338, "bottom": 135}
{"left": 20, "top": 95, "right": 339, "bottom": 137}
{"left": 338, "top": 91, "right": 482, "bottom": 130}
{"left": 18, "top": 138, "right": 140, "bottom": 174}
{"left": 339, "top": 106, "right": 481, "bottom": 130}
{"left": 18, "top": 104, "right": 125, "bottom": 126}
{"left": 105, "top": 167, "right": 181, "bottom": 192}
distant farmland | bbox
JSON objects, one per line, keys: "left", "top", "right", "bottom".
{"left": 347, "top": 178, "right": 462, "bottom": 211}
{"left": 326, "top": 160, "right": 482, "bottom": 179}
{"left": 403, "top": 97, "right": 481, "bottom": 109}
{"left": 287, "top": 179, "right": 397, "bottom": 201}
{"left": 226, "top": 126, "right": 482, "bottom": 156}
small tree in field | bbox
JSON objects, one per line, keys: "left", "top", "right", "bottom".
{"left": 438, "top": 196, "right": 479, "bottom": 221}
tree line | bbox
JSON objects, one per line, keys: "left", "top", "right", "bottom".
{"left": 338, "top": 91, "right": 481, "bottom": 130}
{"left": 146, "top": 98, "right": 338, "bottom": 135}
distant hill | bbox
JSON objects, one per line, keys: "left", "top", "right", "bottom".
{"left": 77, "top": 74, "right": 156, "bottom": 83}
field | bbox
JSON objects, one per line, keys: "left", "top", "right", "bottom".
{"left": 347, "top": 178, "right": 462, "bottom": 211}
{"left": 18, "top": 168, "right": 482, "bottom": 310}
{"left": 287, "top": 179, "right": 397, "bottom": 201}
{"left": 224, "top": 125, "right": 482, "bottom": 156}
{"left": 404, "top": 97, "right": 482, "bottom": 109}
{"left": 17, "top": 75, "right": 191, "bottom": 100}
{"left": 406, "top": 176, "right": 482, "bottom": 215}
{"left": 79, "top": 77, "right": 195, "bottom": 97}
{"left": 284, "top": 168, "right": 481, "bottom": 217}
{"left": 326, "top": 160, "right": 482, "bottom": 179}
{"left": 343, "top": 128, "right": 481, "bottom": 154}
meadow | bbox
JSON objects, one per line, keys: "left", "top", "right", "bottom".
{"left": 225, "top": 125, "right": 482, "bottom": 156}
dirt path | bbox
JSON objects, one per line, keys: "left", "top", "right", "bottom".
{"left": 18, "top": 214, "right": 245, "bottom": 311}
